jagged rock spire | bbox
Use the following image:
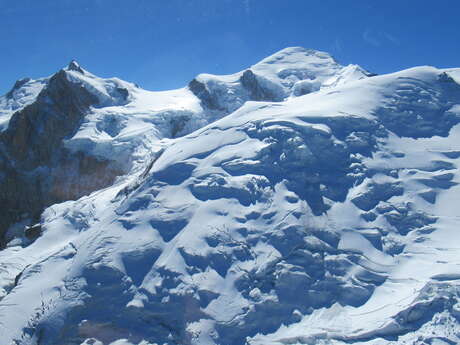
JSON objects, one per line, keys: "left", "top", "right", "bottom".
{"left": 67, "top": 59, "right": 84, "bottom": 74}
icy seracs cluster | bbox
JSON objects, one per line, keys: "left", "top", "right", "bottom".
{"left": 0, "top": 48, "right": 460, "bottom": 345}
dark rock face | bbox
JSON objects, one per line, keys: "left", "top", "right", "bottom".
{"left": 188, "top": 78, "right": 223, "bottom": 110}
{"left": 2, "top": 70, "right": 98, "bottom": 168}
{"left": 67, "top": 60, "right": 85, "bottom": 74}
{"left": 24, "top": 224, "right": 42, "bottom": 240}
{"left": 0, "top": 69, "right": 125, "bottom": 246}
{"left": 189, "top": 69, "right": 284, "bottom": 113}
{"left": 240, "top": 69, "right": 283, "bottom": 102}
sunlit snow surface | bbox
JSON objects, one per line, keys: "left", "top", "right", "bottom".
{"left": 1, "top": 48, "right": 460, "bottom": 345}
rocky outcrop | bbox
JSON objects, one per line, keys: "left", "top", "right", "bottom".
{"left": 188, "top": 78, "right": 223, "bottom": 111}
{"left": 2, "top": 69, "right": 98, "bottom": 167}
{"left": 0, "top": 64, "right": 126, "bottom": 246}
{"left": 189, "top": 69, "right": 284, "bottom": 113}
{"left": 240, "top": 69, "right": 284, "bottom": 102}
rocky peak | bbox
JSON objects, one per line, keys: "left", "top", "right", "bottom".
{"left": 2, "top": 68, "right": 100, "bottom": 167}
{"left": 66, "top": 59, "right": 85, "bottom": 74}
{"left": 0, "top": 65, "right": 126, "bottom": 246}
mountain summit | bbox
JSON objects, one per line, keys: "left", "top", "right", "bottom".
{"left": 189, "top": 47, "right": 371, "bottom": 112}
{"left": 0, "top": 48, "right": 460, "bottom": 345}
{"left": 66, "top": 60, "right": 85, "bottom": 73}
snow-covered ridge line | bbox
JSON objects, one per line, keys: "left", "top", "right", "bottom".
{"left": 0, "top": 47, "right": 371, "bottom": 248}
{"left": 188, "top": 47, "right": 372, "bottom": 113}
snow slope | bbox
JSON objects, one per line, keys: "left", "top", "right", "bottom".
{"left": 63, "top": 47, "right": 371, "bottom": 167}
{"left": 189, "top": 47, "right": 371, "bottom": 114}
{"left": 0, "top": 47, "right": 368, "bottom": 243}
{"left": 0, "top": 49, "right": 460, "bottom": 345}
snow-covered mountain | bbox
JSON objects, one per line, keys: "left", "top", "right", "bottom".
{"left": 0, "top": 47, "right": 460, "bottom": 345}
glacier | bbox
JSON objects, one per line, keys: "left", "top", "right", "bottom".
{"left": 0, "top": 47, "right": 460, "bottom": 345}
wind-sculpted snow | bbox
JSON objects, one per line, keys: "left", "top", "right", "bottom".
{"left": 189, "top": 47, "right": 371, "bottom": 113}
{"left": 1, "top": 49, "right": 460, "bottom": 345}
{"left": 0, "top": 48, "right": 374, "bottom": 245}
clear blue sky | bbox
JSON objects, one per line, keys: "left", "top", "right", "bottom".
{"left": 1, "top": 0, "right": 459, "bottom": 94}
